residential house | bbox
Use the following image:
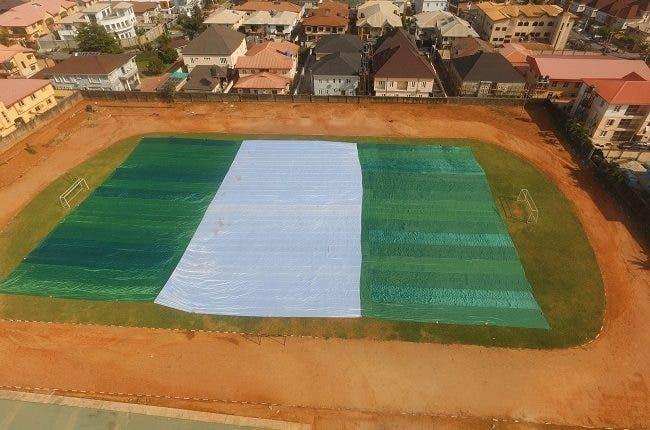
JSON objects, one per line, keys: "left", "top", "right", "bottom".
{"left": 58, "top": 2, "right": 137, "bottom": 42}
{"left": 311, "top": 51, "right": 361, "bottom": 95}
{"left": 37, "top": 52, "right": 140, "bottom": 90}
{"left": 356, "top": 0, "right": 402, "bottom": 41}
{"left": 0, "top": 78, "right": 56, "bottom": 137}
{"left": 302, "top": 1, "right": 348, "bottom": 42}
{"left": 414, "top": 11, "right": 477, "bottom": 47}
{"left": 182, "top": 26, "right": 247, "bottom": 71}
{"left": 414, "top": 0, "right": 448, "bottom": 13}
{"left": 526, "top": 56, "right": 650, "bottom": 101}
{"left": 240, "top": 10, "right": 299, "bottom": 39}
{"left": 130, "top": 0, "right": 172, "bottom": 15}
{"left": 204, "top": 7, "right": 246, "bottom": 29}
{"left": 0, "top": 43, "right": 40, "bottom": 77}
{"left": 474, "top": 2, "right": 576, "bottom": 50}
{"left": 413, "top": 10, "right": 451, "bottom": 42}
{"left": 181, "top": 65, "right": 230, "bottom": 93}
{"left": 235, "top": 40, "right": 298, "bottom": 78}
{"left": 570, "top": 0, "right": 649, "bottom": 30}
{"left": 312, "top": 33, "right": 363, "bottom": 60}
{"left": 570, "top": 74, "right": 650, "bottom": 148}
{"left": 444, "top": 37, "right": 526, "bottom": 97}
{"left": 372, "top": 28, "right": 444, "bottom": 97}
{"left": 232, "top": 71, "right": 291, "bottom": 94}
{"left": 168, "top": 37, "right": 189, "bottom": 56}
{"left": 234, "top": 0, "right": 304, "bottom": 18}
{"left": 0, "top": 0, "right": 78, "bottom": 43}
{"left": 131, "top": 1, "right": 160, "bottom": 24}
{"left": 497, "top": 41, "right": 554, "bottom": 74}
{"left": 173, "top": 0, "right": 201, "bottom": 16}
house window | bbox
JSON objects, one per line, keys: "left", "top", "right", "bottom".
{"left": 606, "top": 119, "right": 615, "bottom": 126}
{"left": 613, "top": 105, "right": 621, "bottom": 112}
{"left": 599, "top": 130, "right": 607, "bottom": 137}
{"left": 220, "top": 58, "right": 226, "bottom": 64}
{"left": 562, "top": 82, "right": 569, "bottom": 88}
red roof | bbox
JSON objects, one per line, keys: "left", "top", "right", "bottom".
{"left": 233, "top": 71, "right": 291, "bottom": 89}
{"left": 0, "top": 78, "right": 50, "bottom": 106}
{"left": 529, "top": 56, "right": 650, "bottom": 81}
{"left": 583, "top": 73, "right": 650, "bottom": 105}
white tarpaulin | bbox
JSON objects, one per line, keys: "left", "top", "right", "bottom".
{"left": 155, "top": 140, "right": 363, "bottom": 317}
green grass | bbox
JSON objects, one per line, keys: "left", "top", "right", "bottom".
{"left": 0, "top": 134, "right": 605, "bottom": 348}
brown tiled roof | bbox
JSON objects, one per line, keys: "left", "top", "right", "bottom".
{"left": 0, "top": 78, "right": 49, "bottom": 106}
{"left": 39, "top": 53, "right": 135, "bottom": 75}
{"left": 583, "top": 73, "right": 650, "bottom": 104}
{"left": 372, "top": 29, "right": 437, "bottom": 79}
{"left": 183, "top": 26, "right": 245, "bottom": 56}
{"left": 302, "top": 13, "right": 348, "bottom": 26}
{"left": 233, "top": 71, "right": 290, "bottom": 89}
{"left": 131, "top": 1, "right": 158, "bottom": 13}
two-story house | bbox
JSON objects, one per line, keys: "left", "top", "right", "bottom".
{"left": 182, "top": 26, "right": 247, "bottom": 71}
{"left": 302, "top": 1, "right": 349, "bottom": 43}
{"left": 0, "top": 0, "right": 78, "bottom": 43}
{"left": 372, "top": 28, "right": 444, "bottom": 97}
{"left": 570, "top": 73, "right": 650, "bottom": 149}
{"left": 240, "top": 10, "right": 299, "bottom": 39}
{"left": 413, "top": 0, "right": 448, "bottom": 13}
{"left": 0, "top": 43, "right": 40, "bottom": 77}
{"left": 37, "top": 52, "right": 140, "bottom": 90}
{"left": 356, "top": 0, "right": 402, "bottom": 41}
{"left": 58, "top": 2, "right": 137, "bottom": 42}
{"left": 235, "top": 40, "right": 298, "bottom": 78}
{"left": 0, "top": 78, "right": 56, "bottom": 137}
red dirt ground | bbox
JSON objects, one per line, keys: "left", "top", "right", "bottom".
{"left": 0, "top": 100, "right": 648, "bottom": 429}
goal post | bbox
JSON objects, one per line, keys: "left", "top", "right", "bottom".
{"left": 517, "top": 188, "right": 539, "bottom": 224}
{"left": 59, "top": 177, "right": 89, "bottom": 208}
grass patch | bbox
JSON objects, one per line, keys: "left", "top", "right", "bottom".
{"left": 0, "top": 134, "right": 605, "bottom": 348}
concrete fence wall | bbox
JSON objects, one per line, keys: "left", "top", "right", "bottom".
{"left": 0, "top": 92, "right": 82, "bottom": 150}
{"left": 80, "top": 90, "right": 545, "bottom": 106}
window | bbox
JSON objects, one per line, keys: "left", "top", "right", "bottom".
{"left": 562, "top": 82, "right": 569, "bottom": 88}
{"left": 613, "top": 105, "right": 621, "bottom": 112}
{"left": 599, "top": 130, "right": 607, "bottom": 137}
{"left": 220, "top": 58, "right": 226, "bottom": 64}
{"left": 606, "top": 119, "right": 615, "bottom": 126}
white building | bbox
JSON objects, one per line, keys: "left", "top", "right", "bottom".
{"left": 240, "top": 10, "right": 299, "bottom": 39}
{"left": 40, "top": 53, "right": 140, "bottom": 91}
{"left": 204, "top": 7, "right": 247, "bottom": 29}
{"left": 570, "top": 74, "right": 650, "bottom": 149}
{"left": 182, "top": 26, "right": 247, "bottom": 71}
{"left": 58, "top": 2, "right": 137, "bottom": 41}
{"left": 414, "top": 0, "right": 448, "bottom": 13}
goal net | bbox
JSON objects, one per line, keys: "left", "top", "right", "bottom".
{"left": 60, "top": 177, "right": 89, "bottom": 208}
{"left": 517, "top": 188, "right": 539, "bottom": 224}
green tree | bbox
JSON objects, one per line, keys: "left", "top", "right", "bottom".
{"left": 145, "top": 56, "right": 165, "bottom": 75}
{"left": 76, "top": 23, "right": 123, "bottom": 53}
{"left": 158, "top": 47, "right": 178, "bottom": 64}
{"left": 178, "top": 6, "right": 205, "bottom": 39}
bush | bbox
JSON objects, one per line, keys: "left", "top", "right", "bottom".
{"left": 145, "top": 56, "right": 165, "bottom": 75}
{"left": 158, "top": 47, "right": 178, "bottom": 64}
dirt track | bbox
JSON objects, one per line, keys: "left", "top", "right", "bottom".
{"left": 0, "top": 100, "right": 648, "bottom": 429}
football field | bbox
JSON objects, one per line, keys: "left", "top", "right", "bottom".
{"left": 0, "top": 137, "right": 547, "bottom": 329}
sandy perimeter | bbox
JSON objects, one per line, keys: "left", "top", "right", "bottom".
{"left": 0, "top": 100, "right": 648, "bottom": 429}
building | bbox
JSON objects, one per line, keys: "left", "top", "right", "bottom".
{"left": 474, "top": 2, "right": 576, "bottom": 50}
{"left": 235, "top": 40, "right": 298, "bottom": 78}
{"left": 413, "top": 10, "right": 452, "bottom": 42}
{"left": 232, "top": 71, "right": 291, "bottom": 94}
{"left": 372, "top": 28, "right": 443, "bottom": 97}
{"left": 312, "top": 33, "right": 363, "bottom": 60}
{"left": 204, "top": 7, "right": 246, "bottom": 29}
{"left": 444, "top": 37, "right": 526, "bottom": 97}
{"left": 234, "top": 0, "right": 304, "bottom": 18}
{"left": 58, "top": 2, "right": 137, "bottom": 42}
{"left": 0, "top": 43, "right": 40, "bottom": 77}
{"left": 131, "top": 1, "right": 160, "bottom": 24}
{"left": 526, "top": 56, "right": 650, "bottom": 101}
{"left": 413, "top": 0, "right": 448, "bottom": 13}
{"left": 311, "top": 51, "right": 361, "bottom": 95}
{"left": 0, "top": 0, "right": 78, "bottom": 43}
{"left": 37, "top": 53, "right": 140, "bottom": 90}
{"left": 182, "top": 26, "right": 247, "bottom": 71}
{"left": 570, "top": 74, "right": 650, "bottom": 149}
{"left": 181, "top": 65, "right": 230, "bottom": 93}
{"left": 173, "top": 0, "right": 201, "bottom": 16}
{"left": 301, "top": 1, "right": 348, "bottom": 42}
{"left": 356, "top": 0, "right": 402, "bottom": 41}
{"left": 240, "top": 10, "right": 299, "bottom": 39}
{"left": 0, "top": 78, "right": 56, "bottom": 137}
{"left": 497, "top": 41, "right": 554, "bottom": 74}
{"left": 570, "top": 0, "right": 649, "bottom": 30}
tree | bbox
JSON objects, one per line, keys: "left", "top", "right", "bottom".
{"left": 145, "top": 56, "right": 165, "bottom": 75}
{"left": 76, "top": 23, "right": 122, "bottom": 53}
{"left": 159, "top": 81, "right": 176, "bottom": 101}
{"left": 158, "top": 47, "right": 178, "bottom": 64}
{"left": 178, "top": 6, "right": 205, "bottom": 39}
